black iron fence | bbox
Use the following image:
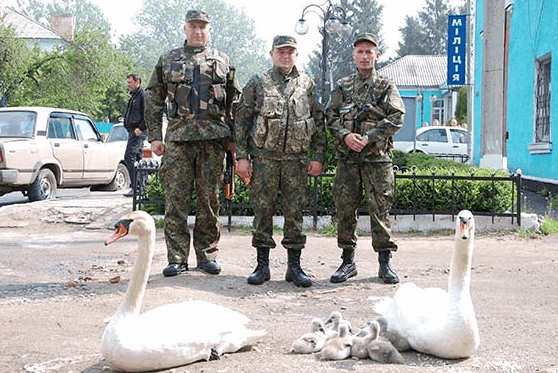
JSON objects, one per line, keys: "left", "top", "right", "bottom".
{"left": 132, "top": 163, "right": 522, "bottom": 229}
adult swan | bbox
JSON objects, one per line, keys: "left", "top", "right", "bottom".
{"left": 374, "top": 210, "right": 479, "bottom": 359}
{"left": 102, "top": 210, "right": 266, "bottom": 372}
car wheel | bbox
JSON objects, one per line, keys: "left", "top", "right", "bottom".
{"left": 28, "top": 168, "right": 57, "bottom": 201}
{"left": 113, "top": 163, "right": 130, "bottom": 191}
{"left": 91, "top": 163, "right": 130, "bottom": 192}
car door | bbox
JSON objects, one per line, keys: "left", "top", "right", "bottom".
{"left": 73, "top": 116, "right": 114, "bottom": 182}
{"left": 449, "top": 128, "right": 469, "bottom": 156}
{"left": 416, "top": 128, "right": 450, "bottom": 155}
{"left": 47, "top": 115, "right": 84, "bottom": 180}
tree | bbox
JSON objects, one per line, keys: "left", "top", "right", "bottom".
{"left": 119, "top": 0, "right": 268, "bottom": 87}
{"left": 0, "top": 25, "right": 35, "bottom": 105}
{"left": 21, "top": 30, "right": 136, "bottom": 120}
{"left": 17, "top": 0, "right": 111, "bottom": 36}
{"left": 305, "top": 0, "right": 384, "bottom": 103}
{"left": 396, "top": 0, "right": 463, "bottom": 58}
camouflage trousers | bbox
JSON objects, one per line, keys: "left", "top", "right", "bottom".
{"left": 249, "top": 157, "right": 308, "bottom": 250}
{"left": 332, "top": 161, "right": 397, "bottom": 252}
{"left": 158, "top": 139, "right": 227, "bottom": 265}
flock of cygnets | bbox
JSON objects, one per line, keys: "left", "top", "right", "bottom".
{"left": 291, "top": 311, "right": 407, "bottom": 364}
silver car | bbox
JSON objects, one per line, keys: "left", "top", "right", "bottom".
{"left": 0, "top": 107, "right": 129, "bottom": 201}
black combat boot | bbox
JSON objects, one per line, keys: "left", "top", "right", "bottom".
{"left": 378, "top": 251, "right": 399, "bottom": 284}
{"left": 330, "top": 248, "right": 358, "bottom": 283}
{"left": 285, "top": 249, "right": 312, "bottom": 288}
{"left": 247, "top": 248, "right": 271, "bottom": 285}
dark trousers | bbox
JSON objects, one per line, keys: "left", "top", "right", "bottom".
{"left": 124, "top": 131, "right": 146, "bottom": 188}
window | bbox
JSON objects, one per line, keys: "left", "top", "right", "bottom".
{"left": 535, "top": 55, "right": 550, "bottom": 142}
{"left": 418, "top": 128, "right": 448, "bottom": 143}
{"left": 47, "top": 117, "right": 75, "bottom": 139}
{"left": 74, "top": 117, "right": 99, "bottom": 141}
{"left": 529, "top": 54, "right": 552, "bottom": 154}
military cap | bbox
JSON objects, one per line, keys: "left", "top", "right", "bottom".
{"left": 272, "top": 35, "right": 297, "bottom": 49}
{"left": 185, "top": 10, "right": 210, "bottom": 23}
{"left": 353, "top": 33, "right": 379, "bottom": 47}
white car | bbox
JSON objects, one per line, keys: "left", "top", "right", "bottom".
{"left": 394, "top": 126, "right": 470, "bottom": 160}
{"left": 0, "top": 107, "right": 129, "bottom": 201}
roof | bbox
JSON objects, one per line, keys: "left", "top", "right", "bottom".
{"left": 1, "top": 6, "right": 61, "bottom": 40}
{"left": 379, "top": 55, "right": 447, "bottom": 88}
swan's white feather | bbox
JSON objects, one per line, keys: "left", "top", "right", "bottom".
{"left": 101, "top": 211, "right": 265, "bottom": 372}
{"left": 374, "top": 210, "right": 479, "bottom": 359}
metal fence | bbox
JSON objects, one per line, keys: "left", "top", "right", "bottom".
{"left": 132, "top": 163, "right": 522, "bottom": 229}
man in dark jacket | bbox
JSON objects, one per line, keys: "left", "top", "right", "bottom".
{"left": 123, "top": 72, "right": 147, "bottom": 197}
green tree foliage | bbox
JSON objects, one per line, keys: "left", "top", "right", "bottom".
{"left": 18, "top": 0, "right": 111, "bottom": 36}
{"left": 24, "top": 30, "right": 136, "bottom": 120}
{"left": 0, "top": 25, "right": 34, "bottom": 104}
{"left": 396, "top": 0, "right": 463, "bottom": 58}
{"left": 455, "top": 86, "right": 467, "bottom": 123}
{"left": 304, "top": 0, "right": 384, "bottom": 102}
{"left": 118, "top": 0, "right": 269, "bottom": 87}
{"left": 6, "top": 1, "right": 141, "bottom": 121}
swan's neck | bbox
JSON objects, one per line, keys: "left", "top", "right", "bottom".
{"left": 114, "top": 230, "right": 155, "bottom": 318}
{"left": 448, "top": 234, "right": 474, "bottom": 298}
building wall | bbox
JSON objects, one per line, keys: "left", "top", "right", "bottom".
{"left": 506, "top": 0, "right": 557, "bottom": 180}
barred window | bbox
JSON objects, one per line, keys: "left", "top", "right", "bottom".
{"left": 534, "top": 54, "right": 551, "bottom": 143}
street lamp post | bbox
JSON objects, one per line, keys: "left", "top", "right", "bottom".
{"left": 294, "top": 0, "right": 352, "bottom": 103}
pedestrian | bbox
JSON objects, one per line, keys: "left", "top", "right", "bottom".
{"left": 235, "top": 35, "right": 327, "bottom": 287}
{"left": 123, "top": 72, "right": 147, "bottom": 197}
{"left": 326, "top": 33, "right": 405, "bottom": 284}
{"left": 145, "top": 10, "right": 240, "bottom": 277}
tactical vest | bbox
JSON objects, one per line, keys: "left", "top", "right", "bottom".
{"left": 252, "top": 72, "right": 316, "bottom": 153}
{"left": 336, "top": 73, "right": 395, "bottom": 159}
{"left": 164, "top": 47, "right": 231, "bottom": 122}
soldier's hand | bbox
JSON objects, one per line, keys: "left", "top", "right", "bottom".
{"left": 307, "top": 161, "right": 322, "bottom": 176}
{"left": 151, "top": 141, "right": 165, "bottom": 156}
{"left": 344, "top": 133, "right": 369, "bottom": 153}
{"left": 236, "top": 158, "right": 252, "bottom": 185}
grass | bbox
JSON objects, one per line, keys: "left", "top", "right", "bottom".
{"left": 541, "top": 216, "right": 558, "bottom": 235}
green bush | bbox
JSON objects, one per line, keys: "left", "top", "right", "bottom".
{"left": 142, "top": 152, "right": 516, "bottom": 216}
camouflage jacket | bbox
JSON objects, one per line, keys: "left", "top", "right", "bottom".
{"left": 327, "top": 69, "right": 405, "bottom": 163}
{"left": 145, "top": 42, "right": 240, "bottom": 143}
{"left": 235, "top": 66, "right": 326, "bottom": 163}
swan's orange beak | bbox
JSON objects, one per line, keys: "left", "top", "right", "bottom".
{"left": 105, "top": 219, "right": 132, "bottom": 245}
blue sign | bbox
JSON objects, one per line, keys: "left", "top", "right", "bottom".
{"left": 447, "top": 15, "right": 467, "bottom": 86}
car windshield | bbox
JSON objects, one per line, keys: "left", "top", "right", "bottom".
{"left": 0, "top": 111, "right": 36, "bottom": 138}
{"left": 106, "top": 125, "right": 128, "bottom": 142}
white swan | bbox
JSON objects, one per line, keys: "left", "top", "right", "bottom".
{"left": 374, "top": 210, "right": 480, "bottom": 359}
{"left": 291, "top": 318, "right": 327, "bottom": 354}
{"left": 102, "top": 210, "right": 266, "bottom": 372}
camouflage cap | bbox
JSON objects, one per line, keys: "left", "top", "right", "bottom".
{"left": 353, "top": 33, "right": 379, "bottom": 47}
{"left": 185, "top": 10, "right": 210, "bottom": 23}
{"left": 272, "top": 35, "right": 297, "bottom": 49}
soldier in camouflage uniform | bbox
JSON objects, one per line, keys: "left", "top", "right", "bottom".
{"left": 326, "top": 33, "right": 405, "bottom": 284}
{"left": 235, "top": 36, "right": 327, "bottom": 287}
{"left": 145, "top": 10, "right": 240, "bottom": 277}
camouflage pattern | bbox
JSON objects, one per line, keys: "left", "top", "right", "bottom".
{"left": 327, "top": 71, "right": 405, "bottom": 163}
{"left": 235, "top": 65, "right": 327, "bottom": 250}
{"left": 333, "top": 161, "right": 397, "bottom": 252}
{"left": 235, "top": 66, "right": 326, "bottom": 162}
{"left": 144, "top": 41, "right": 239, "bottom": 266}
{"left": 250, "top": 157, "right": 308, "bottom": 249}
{"left": 327, "top": 69, "right": 404, "bottom": 252}
{"left": 145, "top": 42, "right": 240, "bottom": 143}
{"left": 158, "top": 139, "right": 227, "bottom": 265}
